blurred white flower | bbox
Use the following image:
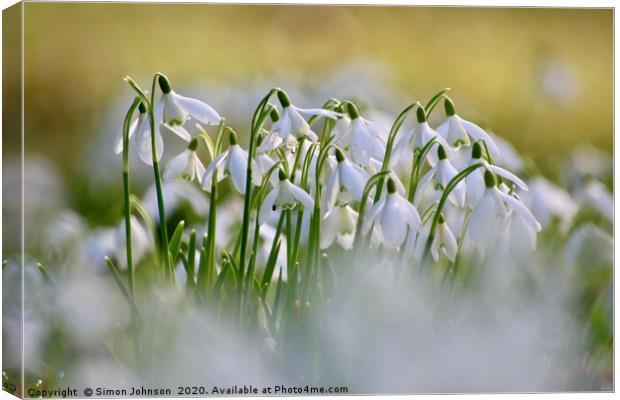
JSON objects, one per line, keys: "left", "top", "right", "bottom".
{"left": 163, "top": 138, "right": 206, "bottom": 184}
{"left": 258, "top": 170, "right": 314, "bottom": 225}
{"left": 575, "top": 180, "right": 613, "bottom": 222}
{"left": 560, "top": 146, "right": 612, "bottom": 189}
{"left": 519, "top": 177, "right": 578, "bottom": 232}
{"left": 364, "top": 178, "right": 421, "bottom": 249}
{"left": 143, "top": 179, "right": 210, "bottom": 222}
{"left": 157, "top": 75, "right": 221, "bottom": 126}
{"left": 321, "top": 204, "right": 358, "bottom": 249}
{"left": 114, "top": 216, "right": 153, "bottom": 269}
{"left": 564, "top": 223, "right": 613, "bottom": 270}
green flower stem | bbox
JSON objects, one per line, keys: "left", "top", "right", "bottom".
{"left": 424, "top": 88, "right": 451, "bottom": 117}
{"left": 122, "top": 97, "right": 141, "bottom": 299}
{"left": 352, "top": 171, "right": 391, "bottom": 252}
{"left": 238, "top": 88, "right": 278, "bottom": 296}
{"left": 373, "top": 102, "right": 418, "bottom": 203}
{"left": 421, "top": 162, "right": 484, "bottom": 263}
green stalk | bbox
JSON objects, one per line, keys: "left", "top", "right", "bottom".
{"left": 122, "top": 97, "right": 141, "bottom": 298}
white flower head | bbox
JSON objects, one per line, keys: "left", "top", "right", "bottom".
{"left": 415, "top": 145, "right": 466, "bottom": 208}
{"left": 258, "top": 169, "right": 314, "bottom": 225}
{"left": 430, "top": 214, "right": 458, "bottom": 263}
{"left": 267, "top": 90, "right": 341, "bottom": 145}
{"left": 337, "top": 102, "right": 386, "bottom": 165}
{"left": 467, "top": 170, "right": 540, "bottom": 257}
{"left": 465, "top": 142, "right": 528, "bottom": 207}
{"left": 363, "top": 178, "right": 421, "bottom": 249}
{"left": 436, "top": 99, "right": 500, "bottom": 158}
{"left": 163, "top": 138, "right": 206, "bottom": 184}
{"left": 201, "top": 130, "right": 258, "bottom": 195}
{"left": 320, "top": 204, "right": 358, "bottom": 250}
{"left": 114, "top": 102, "right": 164, "bottom": 165}
{"left": 157, "top": 74, "right": 221, "bottom": 126}
{"left": 322, "top": 148, "right": 370, "bottom": 210}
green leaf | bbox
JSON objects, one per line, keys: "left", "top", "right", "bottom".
{"left": 261, "top": 240, "right": 282, "bottom": 298}
{"left": 104, "top": 256, "right": 140, "bottom": 316}
{"left": 168, "top": 220, "right": 185, "bottom": 264}
{"left": 424, "top": 88, "right": 451, "bottom": 117}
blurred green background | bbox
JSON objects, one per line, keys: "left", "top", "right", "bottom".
{"left": 11, "top": 4, "right": 613, "bottom": 174}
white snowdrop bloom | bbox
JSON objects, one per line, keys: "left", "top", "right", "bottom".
{"left": 331, "top": 113, "right": 351, "bottom": 139}
{"left": 113, "top": 216, "right": 153, "bottom": 270}
{"left": 114, "top": 102, "right": 164, "bottom": 165}
{"left": 157, "top": 75, "right": 221, "bottom": 126}
{"left": 430, "top": 215, "right": 459, "bottom": 263}
{"left": 467, "top": 170, "right": 540, "bottom": 256}
{"left": 320, "top": 204, "right": 358, "bottom": 249}
{"left": 415, "top": 145, "right": 466, "bottom": 208}
{"left": 564, "top": 223, "right": 613, "bottom": 270}
{"left": 575, "top": 180, "right": 613, "bottom": 222}
{"left": 519, "top": 177, "right": 578, "bottom": 232}
{"left": 464, "top": 142, "right": 528, "bottom": 207}
{"left": 201, "top": 131, "right": 257, "bottom": 195}
{"left": 337, "top": 103, "right": 386, "bottom": 165}
{"left": 322, "top": 148, "right": 369, "bottom": 210}
{"left": 435, "top": 99, "right": 500, "bottom": 158}
{"left": 393, "top": 106, "right": 451, "bottom": 167}
{"left": 163, "top": 138, "right": 206, "bottom": 184}
{"left": 366, "top": 157, "right": 407, "bottom": 195}
{"left": 269, "top": 90, "right": 341, "bottom": 143}
{"left": 258, "top": 169, "right": 314, "bottom": 225}
{"left": 363, "top": 178, "right": 421, "bottom": 249}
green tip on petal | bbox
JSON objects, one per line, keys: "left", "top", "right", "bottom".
{"left": 138, "top": 102, "right": 147, "bottom": 114}
{"left": 335, "top": 148, "right": 345, "bottom": 163}
{"left": 228, "top": 129, "right": 238, "bottom": 145}
{"left": 277, "top": 90, "right": 291, "bottom": 108}
{"left": 416, "top": 106, "right": 427, "bottom": 123}
{"left": 158, "top": 74, "right": 172, "bottom": 94}
{"left": 444, "top": 98, "right": 456, "bottom": 116}
{"left": 188, "top": 137, "right": 199, "bottom": 151}
{"left": 438, "top": 213, "right": 445, "bottom": 224}
{"left": 346, "top": 102, "right": 360, "bottom": 120}
{"left": 472, "top": 142, "right": 482, "bottom": 159}
{"left": 278, "top": 168, "right": 287, "bottom": 181}
{"left": 270, "top": 107, "right": 280, "bottom": 122}
{"left": 437, "top": 145, "right": 447, "bottom": 160}
{"left": 484, "top": 169, "right": 496, "bottom": 188}
{"left": 387, "top": 178, "right": 397, "bottom": 194}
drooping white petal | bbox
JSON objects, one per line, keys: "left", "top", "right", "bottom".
{"left": 161, "top": 123, "right": 192, "bottom": 142}
{"left": 201, "top": 151, "right": 228, "bottom": 191}
{"left": 136, "top": 119, "right": 163, "bottom": 165}
{"left": 439, "top": 223, "right": 458, "bottom": 262}
{"left": 340, "top": 161, "right": 369, "bottom": 201}
{"left": 286, "top": 181, "right": 314, "bottom": 209}
{"left": 163, "top": 150, "right": 190, "bottom": 180}
{"left": 114, "top": 117, "right": 139, "bottom": 154}
{"left": 226, "top": 145, "right": 249, "bottom": 194}
{"left": 161, "top": 93, "right": 187, "bottom": 125}
{"left": 173, "top": 92, "right": 221, "bottom": 125}
{"left": 293, "top": 106, "right": 342, "bottom": 120}
{"left": 322, "top": 169, "right": 340, "bottom": 211}
{"left": 458, "top": 116, "right": 500, "bottom": 158}
{"left": 487, "top": 164, "right": 528, "bottom": 191}
{"left": 497, "top": 191, "right": 542, "bottom": 232}
{"left": 379, "top": 196, "right": 409, "bottom": 248}
{"left": 259, "top": 189, "right": 279, "bottom": 225}
{"left": 468, "top": 190, "right": 497, "bottom": 248}
{"left": 363, "top": 198, "right": 384, "bottom": 235}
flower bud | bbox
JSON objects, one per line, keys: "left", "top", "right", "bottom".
{"left": 269, "top": 107, "right": 280, "bottom": 122}
{"left": 278, "top": 168, "right": 287, "bottom": 181}
{"left": 437, "top": 145, "right": 447, "bottom": 160}
{"left": 277, "top": 90, "right": 291, "bottom": 108}
{"left": 346, "top": 102, "right": 360, "bottom": 120}
{"left": 444, "top": 98, "right": 456, "bottom": 117}
{"left": 158, "top": 74, "right": 172, "bottom": 94}
{"left": 138, "top": 102, "right": 147, "bottom": 114}
{"left": 228, "top": 130, "right": 238, "bottom": 146}
{"left": 416, "top": 106, "right": 427, "bottom": 123}
{"left": 335, "top": 148, "right": 345, "bottom": 163}
{"left": 387, "top": 178, "right": 397, "bottom": 194}
{"left": 484, "top": 169, "right": 496, "bottom": 188}
{"left": 188, "top": 137, "right": 199, "bottom": 151}
{"left": 472, "top": 142, "right": 482, "bottom": 159}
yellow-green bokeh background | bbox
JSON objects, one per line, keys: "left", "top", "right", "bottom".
{"left": 15, "top": 3, "right": 613, "bottom": 173}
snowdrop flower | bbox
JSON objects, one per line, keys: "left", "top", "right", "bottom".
{"left": 201, "top": 130, "right": 257, "bottom": 194}
{"left": 157, "top": 74, "right": 222, "bottom": 126}
{"left": 114, "top": 102, "right": 164, "bottom": 165}
{"left": 322, "top": 148, "right": 369, "bottom": 210}
{"left": 467, "top": 170, "right": 540, "bottom": 256}
{"left": 262, "top": 90, "right": 341, "bottom": 149}
{"left": 320, "top": 204, "right": 358, "bottom": 250}
{"left": 415, "top": 145, "right": 466, "bottom": 208}
{"left": 464, "top": 142, "right": 528, "bottom": 206}
{"left": 163, "top": 138, "right": 205, "bottom": 184}
{"left": 337, "top": 102, "right": 386, "bottom": 165}
{"left": 393, "top": 106, "right": 451, "bottom": 167}
{"left": 429, "top": 214, "right": 458, "bottom": 263}
{"left": 363, "top": 178, "right": 421, "bottom": 249}
{"left": 435, "top": 99, "right": 500, "bottom": 158}
{"left": 575, "top": 180, "right": 613, "bottom": 222}
{"left": 258, "top": 169, "right": 314, "bottom": 225}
